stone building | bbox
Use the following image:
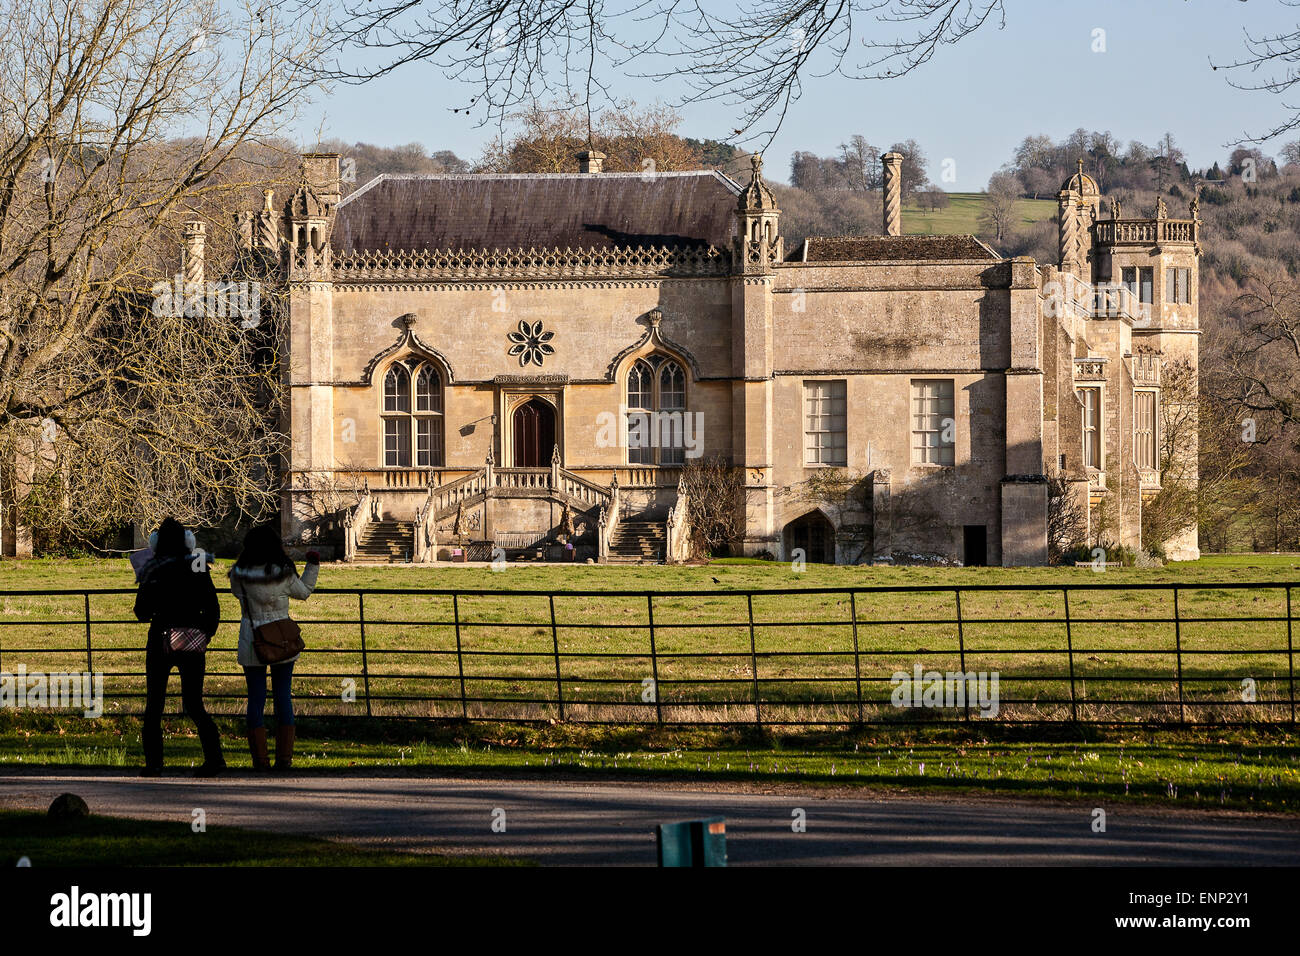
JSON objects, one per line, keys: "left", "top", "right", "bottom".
{"left": 218, "top": 150, "right": 1199, "bottom": 565}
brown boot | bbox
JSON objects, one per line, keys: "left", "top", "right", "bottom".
{"left": 273, "top": 724, "right": 295, "bottom": 772}
{"left": 247, "top": 727, "right": 270, "bottom": 771}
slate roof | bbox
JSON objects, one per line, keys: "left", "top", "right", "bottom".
{"left": 332, "top": 171, "right": 743, "bottom": 253}
{"left": 795, "top": 235, "right": 1000, "bottom": 262}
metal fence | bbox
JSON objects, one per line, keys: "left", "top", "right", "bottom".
{"left": 0, "top": 581, "right": 1296, "bottom": 726}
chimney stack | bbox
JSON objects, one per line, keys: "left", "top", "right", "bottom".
{"left": 182, "top": 220, "right": 205, "bottom": 286}
{"left": 576, "top": 149, "right": 606, "bottom": 174}
{"left": 882, "top": 152, "right": 903, "bottom": 237}
{"left": 301, "top": 152, "right": 341, "bottom": 208}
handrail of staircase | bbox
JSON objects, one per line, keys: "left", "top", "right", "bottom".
{"left": 665, "top": 473, "right": 692, "bottom": 563}
{"left": 555, "top": 467, "right": 612, "bottom": 509}
{"left": 431, "top": 467, "right": 488, "bottom": 519}
{"left": 344, "top": 482, "right": 374, "bottom": 563}
{"left": 597, "top": 473, "right": 621, "bottom": 563}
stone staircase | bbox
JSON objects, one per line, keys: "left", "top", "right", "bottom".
{"left": 354, "top": 520, "right": 414, "bottom": 563}
{"left": 606, "top": 519, "right": 666, "bottom": 564}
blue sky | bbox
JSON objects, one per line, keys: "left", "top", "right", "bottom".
{"left": 297, "top": 0, "right": 1297, "bottom": 191}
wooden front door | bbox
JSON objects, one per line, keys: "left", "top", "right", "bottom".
{"left": 512, "top": 398, "right": 556, "bottom": 467}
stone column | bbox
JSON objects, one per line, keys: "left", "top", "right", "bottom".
{"left": 882, "top": 152, "right": 903, "bottom": 237}
{"left": 182, "top": 221, "right": 205, "bottom": 287}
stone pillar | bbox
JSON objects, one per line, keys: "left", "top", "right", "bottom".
{"left": 182, "top": 221, "right": 205, "bottom": 287}
{"left": 576, "top": 150, "right": 606, "bottom": 173}
{"left": 882, "top": 152, "right": 903, "bottom": 236}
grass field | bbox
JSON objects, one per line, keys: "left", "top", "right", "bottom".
{"left": 0, "top": 809, "right": 513, "bottom": 866}
{"left": 902, "top": 191, "right": 1056, "bottom": 238}
{"left": 3, "top": 555, "right": 1299, "bottom": 726}
{"left": 3, "top": 555, "right": 1300, "bottom": 812}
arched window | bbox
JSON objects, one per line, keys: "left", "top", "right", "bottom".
{"left": 626, "top": 353, "right": 688, "bottom": 466}
{"left": 383, "top": 359, "right": 444, "bottom": 467}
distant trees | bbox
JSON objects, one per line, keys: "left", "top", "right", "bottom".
{"left": 475, "top": 102, "right": 737, "bottom": 174}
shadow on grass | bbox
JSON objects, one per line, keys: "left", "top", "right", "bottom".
{"left": 0, "top": 811, "right": 523, "bottom": 866}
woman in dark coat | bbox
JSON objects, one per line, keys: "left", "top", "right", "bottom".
{"left": 133, "top": 517, "right": 224, "bottom": 776}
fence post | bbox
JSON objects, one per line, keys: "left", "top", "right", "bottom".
{"left": 850, "top": 591, "right": 863, "bottom": 724}
{"left": 955, "top": 589, "right": 969, "bottom": 722}
{"left": 549, "top": 594, "right": 564, "bottom": 721}
{"left": 84, "top": 592, "right": 93, "bottom": 674}
{"left": 747, "top": 593, "right": 761, "bottom": 727}
{"left": 358, "top": 592, "right": 372, "bottom": 717}
{"left": 647, "top": 593, "right": 662, "bottom": 724}
{"left": 1288, "top": 587, "right": 1296, "bottom": 726}
{"left": 1063, "top": 588, "right": 1078, "bottom": 721}
{"left": 1173, "top": 587, "right": 1185, "bottom": 726}
{"left": 453, "top": 593, "right": 467, "bottom": 719}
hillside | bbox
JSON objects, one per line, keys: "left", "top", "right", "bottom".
{"left": 902, "top": 192, "right": 1056, "bottom": 237}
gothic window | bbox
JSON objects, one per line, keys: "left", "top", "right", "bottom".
{"left": 626, "top": 354, "right": 688, "bottom": 466}
{"left": 383, "top": 359, "right": 444, "bottom": 467}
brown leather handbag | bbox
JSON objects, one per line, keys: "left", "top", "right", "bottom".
{"left": 253, "top": 618, "right": 304, "bottom": 665}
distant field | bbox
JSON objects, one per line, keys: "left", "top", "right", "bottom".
{"left": 2, "top": 555, "right": 1299, "bottom": 726}
{"left": 903, "top": 191, "right": 1056, "bottom": 238}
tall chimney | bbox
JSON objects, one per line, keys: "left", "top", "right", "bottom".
{"left": 182, "top": 220, "right": 205, "bottom": 286}
{"left": 576, "top": 149, "right": 606, "bottom": 174}
{"left": 882, "top": 152, "right": 903, "bottom": 236}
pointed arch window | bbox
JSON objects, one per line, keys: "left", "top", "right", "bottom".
{"left": 383, "top": 358, "right": 444, "bottom": 467}
{"left": 626, "top": 353, "right": 688, "bottom": 466}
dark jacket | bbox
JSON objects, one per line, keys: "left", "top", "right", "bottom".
{"left": 134, "top": 554, "right": 221, "bottom": 651}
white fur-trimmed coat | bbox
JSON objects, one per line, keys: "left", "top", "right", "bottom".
{"left": 228, "top": 562, "right": 319, "bottom": 667}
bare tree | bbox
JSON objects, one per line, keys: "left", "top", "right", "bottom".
{"left": 298, "top": 0, "right": 1005, "bottom": 143}
{"left": 979, "top": 170, "right": 1018, "bottom": 242}
{"left": 0, "top": 0, "right": 325, "bottom": 549}
{"left": 680, "top": 455, "right": 744, "bottom": 558}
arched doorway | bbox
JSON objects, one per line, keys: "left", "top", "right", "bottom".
{"left": 784, "top": 511, "right": 836, "bottom": 565}
{"left": 512, "top": 398, "right": 556, "bottom": 467}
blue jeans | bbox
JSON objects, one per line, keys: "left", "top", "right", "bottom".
{"left": 244, "top": 661, "right": 295, "bottom": 729}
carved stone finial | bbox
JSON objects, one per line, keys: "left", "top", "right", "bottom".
{"left": 400, "top": 312, "right": 418, "bottom": 329}
{"left": 1112, "top": 198, "right": 1123, "bottom": 220}
{"left": 1156, "top": 196, "right": 1168, "bottom": 219}
{"left": 486, "top": 449, "right": 495, "bottom": 467}
{"left": 646, "top": 307, "right": 663, "bottom": 329}
{"left": 551, "top": 444, "right": 561, "bottom": 465}
{"left": 1190, "top": 193, "right": 1200, "bottom": 218}
{"left": 262, "top": 189, "right": 275, "bottom": 214}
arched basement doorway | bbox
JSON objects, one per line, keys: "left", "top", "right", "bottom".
{"left": 784, "top": 511, "right": 836, "bottom": 565}
{"left": 512, "top": 398, "right": 556, "bottom": 467}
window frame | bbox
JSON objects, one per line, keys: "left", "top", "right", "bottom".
{"left": 1134, "top": 387, "right": 1158, "bottom": 472}
{"left": 1080, "top": 386, "right": 1103, "bottom": 471}
{"left": 911, "top": 378, "right": 956, "bottom": 467}
{"left": 803, "top": 379, "right": 848, "bottom": 467}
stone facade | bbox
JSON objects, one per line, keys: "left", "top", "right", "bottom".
{"left": 220, "top": 151, "right": 1200, "bottom": 566}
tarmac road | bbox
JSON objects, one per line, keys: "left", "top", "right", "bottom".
{"left": 3, "top": 772, "right": 1298, "bottom": 866}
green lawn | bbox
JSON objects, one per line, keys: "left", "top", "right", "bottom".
{"left": 3, "top": 555, "right": 1300, "bottom": 725}
{"left": 4, "top": 555, "right": 1300, "bottom": 813}
{"left": 903, "top": 191, "right": 1057, "bottom": 237}
{"left": 0, "top": 808, "right": 515, "bottom": 866}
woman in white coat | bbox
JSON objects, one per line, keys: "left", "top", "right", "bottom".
{"left": 228, "top": 524, "right": 319, "bottom": 771}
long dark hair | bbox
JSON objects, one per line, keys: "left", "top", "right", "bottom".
{"left": 233, "top": 523, "right": 296, "bottom": 576}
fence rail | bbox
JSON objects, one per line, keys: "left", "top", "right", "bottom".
{"left": 1, "top": 582, "right": 1296, "bottom": 727}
